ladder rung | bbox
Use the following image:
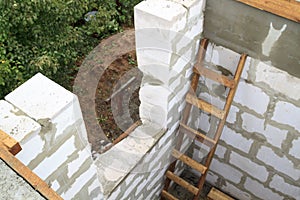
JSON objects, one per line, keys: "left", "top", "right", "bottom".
{"left": 166, "top": 171, "right": 199, "bottom": 195}
{"left": 186, "top": 93, "right": 225, "bottom": 119}
{"left": 161, "top": 190, "right": 179, "bottom": 200}
{"left": 172, "top": 149, "right": 207, "bottom": 174}
{"left": 207, "top": 187, "right": 234, "bottom": 200}
{"left": 179, "top": 123, "right": 216, "bottom": 148}
{"left": 193, "top": 66, "right": 236, "bottom": 88}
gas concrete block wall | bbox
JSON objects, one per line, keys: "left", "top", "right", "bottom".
{"left": 135, "top": 0, "right": 206, "bottom": 130}
{"left": 0, "top": 73, "right": 101, "bottom": 199}
{"left": 192, "top": 43, "right": 300, "bottom": 200}
{"left": 93, "top": 0, "right": 207, "bottom": 199}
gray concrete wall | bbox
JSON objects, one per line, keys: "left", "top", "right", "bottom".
{"left": 203, "top": 0, "right": 300, "bottom": 77}
{"left": 0, "top": 159, "right": 45, "bottom": 200}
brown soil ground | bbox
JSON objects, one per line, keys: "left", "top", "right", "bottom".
{"left": 95, "top": 50, "right": 141, "bottom": 142}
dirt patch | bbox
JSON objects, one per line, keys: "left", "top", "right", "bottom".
{"left": 73, "top": 29, "right": 138, "bottom": 153}
{"left": 95, "top": 51, "right": 141, "bottom": 142}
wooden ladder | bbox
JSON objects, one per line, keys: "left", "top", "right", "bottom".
{"left": 161, "top": 38, "right": 247, "bottom": 200}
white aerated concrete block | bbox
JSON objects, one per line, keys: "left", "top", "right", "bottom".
{"left": 210, "top": 45, "right": 241, "bottom": 74}
{"left": 4, "top": 73, "right": 99, "bottom": 198}
{"left": 33, "top": 135, "right": 76, "bottom": 180}
{"left": 15, "top": 133, "right": 44, "bottom": 166}
{"left": 290, "top": 137, "right": 300, "bottom": 159}
{"left": 67, "top": 149, "right": 92, "bottom": 178}
{"left": 139, "top": 85, "right": 172, "bottom": 127}
{"left": 272, "top": 101, "right": 300, "bottom": 131}
{"left": 229, "top": 151, "right": 268, "bottom": 182}
{"left": 134, "top": 0, "right": 187, "bottom": 31}
{"left": 61, "top": 165, "right": 97, "bottom": 200}
{"left": 185, "top": 15, "right": 204, "bottom": 40}
{"left": 0, "top": 100, "right": 41, "bottom": 144}
{"left": 227, "top": 105, "right": 239, "bottom": 124}
{"left": 244, "top": 177, "right": 283, "bottom": 200}
{"left": 210, "top": 159, "right": 243, "bottom": 184}
{"left": 215, "top": 144, "right": 226, "bottom": 159}
{"left": 221, "top": 126, "right": 253, "bottom": 153}
{"left": 255, "top": 61, "right": 300, "bottom": 101}
{"left": 270, "top": 175, "right": 300, "bottom": 199}
{"left": 5, "top": 73, "right": 74, "bottom": 120}
{"left": 241, "top": 112, "right": 265, "bottom": 133}
{"left": 222, "top": 182, "right": 252, "bottom": 200}
{"left": 206, "top": 171, "right": 219, "bottom": 186}
{"left": 257, "top": 146, "right": 300, "bottom": 181}
{"left": 263, "top": 125, "right": 288, "bottom": 148}
{"left": 234, "top": 80, "right": 270, "bottom": 115}
{"left": 241, "top": 57, "right": 251, "bottom": 80}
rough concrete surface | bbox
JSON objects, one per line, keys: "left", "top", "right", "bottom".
{"left": 0, "top": 159, "right": 45, "bottom": 200}
{"left": 204, "top": 0, "right": 300, "bottom": 77}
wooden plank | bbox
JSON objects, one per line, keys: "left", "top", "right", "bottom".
{"left": 193, "top": 66, "right": 236, "bottom": 88}
{"left": 166, "top": 171, "right": 199, "bottom": 195}
{"left": 0, "top": 147, "right": 63, "bottom": 200}
{"left": 207, "top": 187, "right": 234, "bottom": 200}
{"left": 172, "top": 149, "right": 207, "bottom": 174}
{"left": 186, "top": 93, "right": 225, "bottom": 119}
{"left": 236, "top": 0, "right": 300, "bottom": 23}
{"left": 161, "top": 190, "right": 179, "bottom": 200}
{"left": 0, "top": 130, "right": 22, "bottom": 155}
{"left": 179, "top": 123, "right": 216, "bottom": 148}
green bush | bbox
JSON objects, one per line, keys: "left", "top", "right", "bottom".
{"left": 0, "top": 0, "right": 141, "bottom": 99}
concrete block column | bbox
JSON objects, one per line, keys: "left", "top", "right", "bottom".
{"left": 135, "top": 0, "right": 206, "bottom": 129}
{"left": 3, "top": 73, "right": 101, "bottom": 199}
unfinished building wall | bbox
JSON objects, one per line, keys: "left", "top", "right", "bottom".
{"left": 191, "top": 1, "right": 300, "bottom": 199}
{"left": 0, "top": 73, "right": 101, "bottom": 199}
{"left": 192, "top": 43, "right": 300, "bottom": 200}
{"left": 96, "top": 0, "right": 207, "bottom": 198}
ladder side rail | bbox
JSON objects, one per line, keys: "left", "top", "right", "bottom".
{"left": 162, "top": 38, "right": 209, "bottom": 198}
{"left": 193, "top": 54, "right": 247, "bottom": 200}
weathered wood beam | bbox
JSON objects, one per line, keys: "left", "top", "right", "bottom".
{"left": 236, "top": 0, "right": 300, "bottom": 23}
{"left": 0, "top": 130, "right": 22, "bottom": 155}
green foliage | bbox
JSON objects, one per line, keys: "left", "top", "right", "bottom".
{"left": 0, "top": 0, "right": 141, "bottom": 99}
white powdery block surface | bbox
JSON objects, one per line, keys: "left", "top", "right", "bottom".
{"left": 209, "top": 159, "right": 243, "bottom": 184}
{"left": 229, "top": 151, "right": 268, "bottom": 182}
{"left": 244, "top": 177, "right": 283, "bottom": 200}
{"left": 0, "top": 100, "right": 41, "bottom": 143}
{"left": 221, "top": 126, "right": 253, "bottom": 153}
{"left": 272, "top": 101, "right": 300, "bottom": 131}
{"left": 234, "top": 80, "right": 270, "bottom": 115}
{"left": 270, "top": 175, "right": 300, "bottom": 199}
{"left": 5, "top": 73, "right": 98, "bottom": 198}
{"left": 205, "top": 44, "right": 251, "bottom": 80}
{"left": 135, "top": 0, "right": 187, "bottom": 31}
{"left": 210, "top": 45, "right": 241, "bottom": 74}
{"left": 257, "top": 146, "right": 300, "bottom": 181}
{"left": 5, "top": 73, "right": 89, "bottom": 144}
{"left": 255, "top": 61, "right": 300, "bottom": 101}
{"left": 222, "top": 182, "right": 252, "bottom": 200}
{"left": 95, "top": 123, "right": 165, "bottom": 198}
{"left": 241, "top": 112, "right": 265, "bottom": 134}
{"left": 5, "top": 73, "right": 74, "bottom": 121}
{"left": 139, "top": 85, "right": 172, "bottom": 128}
{"left": 290, "top": 137, "right": 300, "bottom": 159}
{"left": 263, "top": 125, "right": 288, "bottom": 148}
